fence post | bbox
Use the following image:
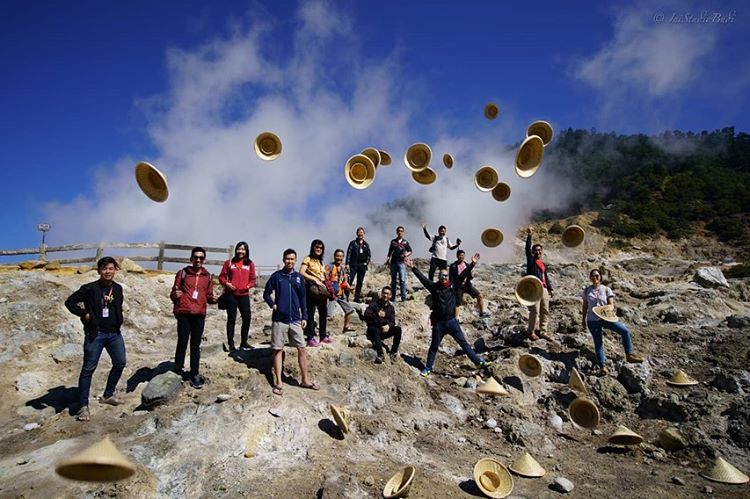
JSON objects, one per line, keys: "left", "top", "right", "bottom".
{"left": 95, "top": 242, "right": 104, "bottom": 262}
{"left": 38, "top": 244, "right": 47, "bottom": 261}
{"left": 157, "top": 241, "right": 166, "bottom": 271}
{"left": 227, "top": 245, "right": 233, "bottom": 260}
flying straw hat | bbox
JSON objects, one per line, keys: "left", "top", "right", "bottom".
{"left": 568, "top": 367, "right": 589, "bottom": 395}
{"left": 700, "top": 456, "right": 750, "bottom": 484}
{"left": 518, "top": 354, "right": 542, "bottom": 377}
{"left": 379, "top": 150, "right": 392, "bottom": 166}
{"left": 344, "top": 154, "right": 376, "bottom": 190}
{"left": 526, "top": 120, "right": 554, "bottom": 146}
{"left": 561, "top": 225, "right": 585, "bottom": 248}
{"left": 491, "top": 182, "right": 511, "bottom": 202}
{"left": 666, "top": 370, "right": 699, "bottom": 387}
{"left": 134, "top": 161, "right": 169, "bottom": 203}
{"left": 330, "top": 404, "right": 349, "bottom": 434}
{"left": 412, "top": 167, "right": 437, "bottom": 185}
{"left": 608, "top": 425, "right": 644, "bottom": 446}
{"left": 55, "top": 437, "right": 136, "bottom": 482}
{"left": 481, "top": 228, "right": 503, "bottom": 248}
{"left": 515, "top": 135, "right": 544, "bottom": 178}
{"left": 508, "top": 453, "right": 546, "bottom": 478}
{"left": 361, "top": 147, "right": 382, "bottom": 168}
{"left": 443, "top": 153, "right": 454, "bottom": 169}
{"left": 592, "top": 304, "right": 618, "bottom": 322}
{"left": 383, "top": 465, "right": 416, "bottom": 498}
{"left": 473, "top": 458, "right": 513, "bottom": 498}
{"left": 476, "top": 377, "right": 509, "bottom": 396}
{"left": 474, "top": 166, "right": 499, "bottom": 192}
{"left": 568, "top": 398, "right": 600, "bottom": 429}
{"left": 404, "top": 143, "right": 432, "bottom": 172}
{"left": 514, "top": 276, "right": 543, "bottom": 306}
{"left": 254, "top": 132, "right": 282, "bottom": 161}
{"left": 484, "top": 103, "right": 500, "bottom": 120}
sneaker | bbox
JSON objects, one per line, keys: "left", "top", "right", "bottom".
{"left": 75, "top": 406, "right": 91, "bottom": 422}
{"left": 99, "top": 395, "right": 123, "bottom": 406}
{"left": 226, "top": 343, "right": 237, "bottom": 352}
{"left": 239, "top": 342, "right": 253, "bottom": 350}
{"left": 306, "top": 338, "right": 320, "bottom": 347}
{"left": 477, "top": 360, "right": 493, "bottom": 369}
{"left": 626, "top": 353, "right": 644, "bottom": 363}
{"left": 190, "top": 375, "right": 204, "bottom": 389}
{"left": 321, "top": 336, "right": 334, "bottom": 344}
{"left": 375, "top": 355, "right": 384, "bottom": 364}
{"left": 420, "top": 368, "right": 431, "bottom": 377}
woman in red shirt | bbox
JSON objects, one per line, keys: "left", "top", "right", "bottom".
{"left": 219, "top": 241, "right": 257, "bottom": 351}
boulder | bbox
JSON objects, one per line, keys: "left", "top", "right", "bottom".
{"left": 637, "top": 394, "right": 688, "bottom": 422}
{"left": 336, "top": 352, "right": 355, "bottom": 368}
{"left": 693, "top": 267, "right": 729, "bottom": 288}
{"left": 658, "top": 427, "right": 687, "bottom": 451}
{"left": 592, "top": 375, "right": 629, "bottom": 411}
{"left": 727, "top": 314, "right": 750, "bottom": 329}
{"left": 118, "top": 258, "right": 146, "bottom": 273}
{"left": 15, "top": 372, "right": 48, "bottom": 395}
{"left": 727, "top": 397, "right": 750, "bottom": 448}
{"left": 45, "top": 260, "right": 62, "bottom": 271}
{"left": 617, "top": 362, "right": 651, "bottom": 393}
{"left": 19, "top": 260, "right": 46, "bottom": 270}
{"left": 141, "top": 371, "right": 183, "bottom": 408}
{"left": 710, "top": 373, "right": 742, "bottom": 394}
{"left": 551, "top": 477, "right": 574, "bottom": 493}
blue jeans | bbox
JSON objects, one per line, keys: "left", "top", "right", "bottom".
{"left": 425, "top": 318, "right": 481, "bottom": 370}
{"left": 78, "top": 332, "right": 127, "bottom": 406}
{"left": 587, "top": 320, "right": 633, "bottom": 365}
{"left": 390, "top": 262, "right": 407, "bottom": 301}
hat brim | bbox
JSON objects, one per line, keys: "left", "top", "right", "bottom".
{"left": 481, "top": 228, "right": 503, "bottom": 247}
{"left": 515, "top": 136, "right": 544, "bottom": 178}
{"left": 404, "top": 143, "right": 432, "bottom": 171}
{"left": 515, "top": 276, "right": 543, "bottom": 306}
{"left": 254, "top": 132, "right": 282, "bottom": 160}
{"left": 135, "top": 162, "right": 169, "bottom": 203}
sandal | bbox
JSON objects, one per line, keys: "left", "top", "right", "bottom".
{"left": 272, "top": 385, "right": 283, "bottom": 396}
{"left": 539, "top": 332, "right": 553, "bottom": 341}
{"left": 300, "top": 382, "right": 320, "bottom": 391}
{"left": 75, "top": 406, "right": 91, "bottom": 422}
{"left": 528, "top": 333, "right": 540, "bottom": 341}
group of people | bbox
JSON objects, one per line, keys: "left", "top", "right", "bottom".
{"left": 64, "top": 224, "right": 643, "bottom": 421}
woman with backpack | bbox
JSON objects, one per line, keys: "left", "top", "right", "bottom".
{"left": 219, "top": 241, "right": 257, "bottom": 352}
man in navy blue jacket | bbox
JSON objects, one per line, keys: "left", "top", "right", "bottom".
{"left": 263, "top": 249, "right": 319, "bottom": 396}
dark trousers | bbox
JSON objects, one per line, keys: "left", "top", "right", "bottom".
{"left": 175, "top": 314, "right": 205, "bottom": 375}
{"left": 425, "top": 318, "right": 481, "bottom": 370}
{"left": 305, "top": 295, "right": 328, "bottom": 340}
{"left": 78, "top": 332, "right": 127, "bottom": 406}
{"left": 366, "top": 325, "right": 402, "bottom": 356}
{"left": 225, "top": 294, "right": 251, "bottom": 346}
{"left": 347, "top": 264, "right": 367, "bottom": 300}
{"left": 428, "top": 257, "right": 448, "bottom": 282}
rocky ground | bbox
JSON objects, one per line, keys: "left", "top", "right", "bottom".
{"left": 0, "top": 220, "right": 749, "bottom": 498}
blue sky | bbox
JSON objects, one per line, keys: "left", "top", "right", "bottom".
{"left": 1, "top": 0, "right": 748, "bottom": 264}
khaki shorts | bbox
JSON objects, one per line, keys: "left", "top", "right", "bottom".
{"left": 271, "top": 321, "right": 305, "bottom": 349}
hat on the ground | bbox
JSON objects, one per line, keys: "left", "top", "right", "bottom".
{"left": 561, "top": 225, "right": 585, "bottom": 248}
{"left": 344, "top": 154, "right": 376, "bottom": 190}
{"left": 443, "top": 153, "right": 454, "bottom": 169}
{"left": 254, "top": 132, "right": 282, "bottom": 161}
{"left": 135, "top": 162, "right": 169, "bottom": 203}
{"left": 484, "top": 103, "right": 500, "bottom": 120}
{"left": 514, "top": 275, "right": 543, "bottom": 306}
{"left": 592, "top": 304, "right": 618, "bottom": 322}
{"left": 515, "top": 135, "right": 544, "bottom": 178}
{"left": 330, "top": 404, "right": 349, "bottom": 434}
{"left": 473, "top": 458, "right": 513, "bottom": 498}
{"left": 56, "top": 437, "right": 136, "bottom": 482}
{"left": 481, "top": 228, "right": 503, "bottom": 248}
{"left": 379, "top": 150, "right": 393, "bottom": 166}
{"left": 518, "top": 354, "right": 542, "bottom": 377}
{"left": 569, "top": 398, "right": 600, "bottom": 429}
{"left": 412, "top": 167, "right": 437, "bottom": 185}
{"left": 404, "top": 143, "right": 432, "bottom": 171}
{"left": 700, "top": 456, "right": 749, "bottom": 484}
{"left": 474, "top": 166, "right": 499, "bottom": 191}
{"left": 666, "top": 370, "right": 699, "bottom": 387}
{"left": 508, "top": 453, "right": 546, "bottom": 478}
{"left": 608, "top": 425, "right": 644, "bottom": 446}
{"left": 383, "top": 465, "right": 416, "bottom": 498}
{"left": 568, "top": 367, "right": 589, "bottom": 395}
{"left": 491, "top": 182, "right": 511, "bottom": 202}
{"left": 476, "top": 376, "right": 509, "bottom": 396}
{"left": 526, "top": 120, "right": 554, "bottom": 146}
{"left": 361, "top": 147, "right": 382, "bottom": 168}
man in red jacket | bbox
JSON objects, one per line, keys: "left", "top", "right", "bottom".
{"left": 170, "top": 247, "right": 218, "bottom": 388}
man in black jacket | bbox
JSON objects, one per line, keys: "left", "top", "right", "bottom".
{"left": 64, "top": 256, "right": 127, "bottom": 421}
{"left": 525, "top": 228, "right": 554, "bottom": 340}
{"left": 345, "top": 227, "right": 371, "bottom": 302}
{"left": 406, "top": 255, "right": 492, "bottom": 376}
{"left": 363, "top": 286, "right": 402, "bottom": 364}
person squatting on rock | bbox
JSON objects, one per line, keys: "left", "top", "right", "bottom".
{"left": 327, "top": 249, "right": 356, "bottom": 334}
{"left": 525, "top": 228, "right": 554, "bottom": 340}
{"left": 170, "top": 246, "right": 218, "bottom": 389}
{"left": 65, "top": 256, "right": 127, "bottom": 422}
{"left": 345, "top": 226, "right": 371, "bottom": 303}
{"left": 219, "top": 241, "right": 257, "bottom": 352}
{"left": 300, "top": 239, "right": 331, "bottom": 347}
{"left": 450, "top": 249, "right": 489, "bottom": 320}
{"left": 406, "top": 255, "right": 492, "bottom": 377}
{"left": 263, "top": 248, "right": 320, "bottom": 396}
{"left": 422, "top": 223, "right": 461, "bottom": 282}
{"left": 363, "top": 286, "right": 402, "bottom": 364}
{"left": 581, "top": 268, "right": 644, "bottom": 376}
{"left": 386, "top": 226, "right": 413, "bottom": 302}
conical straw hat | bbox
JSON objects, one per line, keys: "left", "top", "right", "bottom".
{"left": 361, "top": 147, "right": 382, "bottom": 168}
{"left": 473, "top": 458, "right": 513, "bottom": 498}
{"left": 484, "top": 103, "right": 500, "bottom": 120}
{"left": 526, "top": 120, "right": 554, "bottom": 146}
{"left": 568, "top": 367, "right": 589, "bottom": 395}
{"left": 330, "top": 404, "right": 349, "bottom": 434}
{"left": 592, "top": 304, "right": 618, "bottom": 322}
{"left": 412, "top": 167, "right": 437, "bottom": 185}
{"left": 379, "top": 150, "right": 392, "bottom": 166}
{"left": 508, "top": 453, "right": 546, "bottom": 478}
{"left": 491, "top": 182, "right": 511, "bottom": 202}
{"left": 514, "top": 276, "right": 543, "bottom": 306}
{"left": 135, "top": 161, "right": 169, "bottom": 203}
{"left": 568, "top": 398, "right": 600, "bottom": 429}
{"left": 254, "top": 132, "right": 282, "bottom": 160}
{"left": 518, "top": 354, "right": 542, "bottom": 377}
{"left": 481, "top": 228, "right": 503, "bottom": 248}
{"left": 608, "top": 425, "right": 644, "bottom": 446}
{"left": 443, "top": 153, "right": 454, "bottom": 169}
{"left": 344, "top": 154, "right": 376, "bottom": 190}
{"left": 474, "top": 166, "right": 499, "bottom": 191}
{"left": 700, "top": 456, "right": 750, "bottom": 484}
{"left": 383, "top": 465, "right": 416, "bottom": 498}
{"left": 666, "top": 370, "right": 699, "bottom": 386}
{"left": 404, "top": 143, "right": 432, "bottom": 171}
{"left": 55, "top": 437, "right": 136, "bottom": 482}
{"left": 515, "top": 135, "right": 544, "bottom": 178}
{"left": 477, "top": 377, "right": 509, "bottom": 396}
{"left": 561, "top": 225, "right": 585, "bottom": 248}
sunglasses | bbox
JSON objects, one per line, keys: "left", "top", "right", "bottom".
{"left": 192, "top": 255, "right": 206, "bottom": 261}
